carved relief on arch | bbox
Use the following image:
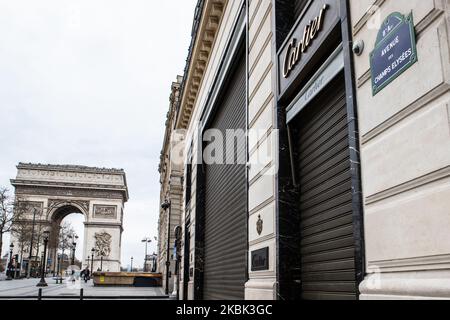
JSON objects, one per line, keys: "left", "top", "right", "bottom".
{"left": 94, "top": 231, "right": 112, "bottom": 258}
{"left": 93, "top": 205, "right": 118, "bottom": 219}
{"left": 16, "top": 201, "right": 44, "bottom": 214}
{"left": 47, "top": 199, "right": 90, "bottom": 219}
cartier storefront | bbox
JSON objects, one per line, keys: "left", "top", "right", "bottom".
{"left": 273, "top": 0, "right": 364, "bottom": 300}
{"left": 174, "top": 0, "right": 450, "bottom": 301}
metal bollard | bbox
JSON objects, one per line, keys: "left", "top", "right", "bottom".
{"left": 38, "top": 288, "right": 42, "bottom": 301}
{"left": 80, "top": 288, "right": 84, "bottom": 301}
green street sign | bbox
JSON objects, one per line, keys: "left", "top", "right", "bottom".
{"left": 370, "top": 12, "right": 418, "bottom": 96}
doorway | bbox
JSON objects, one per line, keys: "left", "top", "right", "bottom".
{"left": 289, "top": 73, "right": 358, "bottom": 300}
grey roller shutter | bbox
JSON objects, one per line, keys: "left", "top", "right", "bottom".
{"left": 292, "top": 74, "right": 357, "bottom": 300}
{"left": 203, "top": 53, "right": 247, "bottom": 300}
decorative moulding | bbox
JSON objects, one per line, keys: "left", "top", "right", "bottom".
{"left": 176, "top": 0, "right": 227, "bottom": 130}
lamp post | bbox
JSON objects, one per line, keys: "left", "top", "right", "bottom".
{"left": 142, "top": 237, "right": 152, "bottom": 272}
{"left": 6, "top": 243, "right": 14, "bottom": 281}
{"left": 58, "top": 248, "right": 65, "bottom": 283}
{"left": 37, "top": 231, "right": 50, "bottom": 287}
{"left": 161, "top": 200, "right": 171, "bottom": 295}
{"left": 14, "top": 254, "right": 19, "bottom": 279}
{"left": 69, "top": 234, "right": 78, "bottom": 266}
{"left": 40, "top": 253, "right": 44, "bottom": 278}
{"left": 90, "top": 248, "right": 95, "bottom": 272}
{"left": 172, "top": 226, "right": 182, "bottom": 300}
{"left": 26, "top": 208, "right": 37, "bottom": 279}
{"left": 56, "top": 254, "right": 62, "bottom": 284}
{"left": 153, "top": 236, "right": 158, "bottom": 272}
{"left": 152, "top": 253, "right": 157, "bottom": 272}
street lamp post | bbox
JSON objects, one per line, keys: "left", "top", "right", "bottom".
{"left": 26, "top": 208, "right": 37, "bottom": 279}
{"left": 37, "top": 231, "right": 50, "bottom": 287}
{"left": 152, "top": 253, "right": 157, "bottom": 273}
{"left": 172, "top": 226, "right": 182, "bottom": 300}
{"left": 90, "top": 248, "right": 95, "bottom": 272}
{"left": 14, "top": 254, "right": 19, "bottom": 279}
{"left": 161, "top": 200, "right": 171, "bottom": 295}
{"left": 69, "top": 234, "right": 78, "bottom": 266}
{"left": 142, "top": 237, "right": 152, "bottom": 272}
{"left": 56, "top": 254, "right": 62, "bottom": 284}
{"left": 153, "top": 236, "right": 158, "bottom": 272}
{"left": 6, "top": 243, "right": 14, "bottom": 281}
{"left": 58, "top": 248, "right": 65, "bottom": 283}
{"left": 40, "top": 253, "right": 44, "bottom": 278}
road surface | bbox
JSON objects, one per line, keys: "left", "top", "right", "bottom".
{"left": 0, "top": 277, "right": 166, "bottom": 300}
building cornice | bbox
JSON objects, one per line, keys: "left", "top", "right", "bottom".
{"left": 84, "top": 222, "right": 124, "bottom": 232}
{"left": 159, "top": 77, "right": 182, "bottom": 176}
{"left": 176, "top": 0, "right": 227, "bottom": 130}
{"left": 17, "top": 163, "right": 125, "bottom": 175}
{"left": 13, "top": 163, "right": 129, "bottom": 201}
{"left": 11, "top": 179, "right": 129, "bottom": 201}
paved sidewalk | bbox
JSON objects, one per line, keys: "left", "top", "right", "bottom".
{"left": 0, "top": 278, "right": 166, "bottom": 300}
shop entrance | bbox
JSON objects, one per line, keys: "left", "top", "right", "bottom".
{"left": 202, "top": 49, "right": 247, "bottom": 300}
{"left": 289, "top": 73, "right": 358, "bottom": 300}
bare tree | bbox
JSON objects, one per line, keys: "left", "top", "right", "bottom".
{"left": 0, "top": 187, "right": 28, "bottom": 264}
{"left": 0, "top": 188, "right": 14, "bottom": 261}
{"left": 32, "top": 209, "right": 47, "bottom": 265}
{"left": 59, "top": 222, "right": 75, "bottom": 252}
{"left": 57, "top": 221, "right": 75, "bottom": 273}
{"left": 8, "top": 200, "right": 42, "bottom": 276}
{"left": 10, "top": 215, "right": 33, "bottom": 275}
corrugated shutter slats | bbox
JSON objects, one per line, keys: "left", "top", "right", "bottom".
{"left": 203, "top": 54, "right": 247, "bottom": 301}
{"left": 293, "top": 75, "right": 357, "bottom": 300}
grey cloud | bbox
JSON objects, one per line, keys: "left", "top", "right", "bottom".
{"left": 0, "top": 0, "right": 197, "bottom": 266}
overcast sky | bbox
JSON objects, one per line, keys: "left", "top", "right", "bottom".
{"left": 0, "top": 0, "right": 197, "bottom": 268}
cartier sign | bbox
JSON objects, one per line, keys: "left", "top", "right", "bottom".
{"left": 278, "top": 0, "right": 339, "bottom": 99}
{"left": 283, "top": 4, "right": 328, "bottom": 78}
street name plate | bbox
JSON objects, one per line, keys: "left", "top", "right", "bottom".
{"left": 251, "top": 247, "right": 269, "bottom": 272}
{"left": 370, "top": 12, "right": 418, "bottom": 96}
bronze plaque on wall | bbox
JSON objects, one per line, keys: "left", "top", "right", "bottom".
{"left": 251, "top": 247, "right": 269, "bottom": 272}
{"left": 277, "top": 0, "right": 340, "bottom": 100}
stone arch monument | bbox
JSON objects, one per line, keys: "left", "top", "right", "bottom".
{"left": 10, "top": 163, "right": 128, "bottom": 273}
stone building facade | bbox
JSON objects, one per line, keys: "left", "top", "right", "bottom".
{"left": 157, "top": 76, "right": 184, "bottom": 295}
{"left": 159, "top": 0, "right": 450, "bottom": 300}
{"left": 352, "top": 0, "right": 450, "bottom": 300}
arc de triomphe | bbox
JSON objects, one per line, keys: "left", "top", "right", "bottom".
{"left": 10, "top": 163, "right": 128, "bottom": 273}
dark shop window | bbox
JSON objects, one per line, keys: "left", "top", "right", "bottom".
{"left": 185, "top": 162, "right": 192, "bottom": 206}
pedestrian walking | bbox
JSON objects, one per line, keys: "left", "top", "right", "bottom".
{"left": 71, "top": 269, "right": 76, "bottom": 284}
{"left": 84, "top": 267, "right": 91, "bottom": 283}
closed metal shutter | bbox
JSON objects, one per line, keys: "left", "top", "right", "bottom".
{"left": 203, "top": 53, "right": 247, "bottom": 300}
{"left": 292, "top": 74, "right": 357, "bottom": 300}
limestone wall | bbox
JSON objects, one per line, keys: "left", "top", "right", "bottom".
{"left": 351, "top": 0, "right": 450, "bottom": 300}
{"left": 245, "top": 0, "right": 277, "bottom": 300}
